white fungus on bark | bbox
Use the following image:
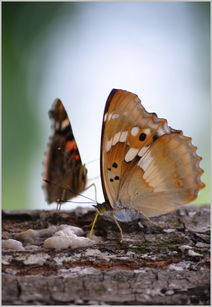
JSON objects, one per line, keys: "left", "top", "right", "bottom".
{"left": 44, "top": 225, "right": 94, "bottom": 250}
{"left": 2, "top": 239, "right": 25, "bottom": 251}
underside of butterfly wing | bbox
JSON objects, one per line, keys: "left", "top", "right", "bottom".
{"left": 43, "top": 99, "right": 87, "bottom": 204}
{"left": 119, "top": 133, "right": 205, "bottom": 217}
{"left": 101, "top": 89, "right": 205, "bottom": 217}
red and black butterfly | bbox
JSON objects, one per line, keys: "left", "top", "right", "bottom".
{"left": 43, "top": 98, "right": 88, "bottom": 208}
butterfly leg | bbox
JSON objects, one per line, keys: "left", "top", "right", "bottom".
{"left": 141, "top": 213, "right": 164, "bottom": 229}
{"left": 88, "top": 200, "right": 108, "bottom": 238}
{"left": 77, "top": 182, "right": 99, "bottom": 237}
{"left": 84, "top": 183, "right": 97, "bottom": 202}
{"left": 112, "top": 214, "right": 123, "bottom": 243}
{"left": 56, "top": 189, "right": 67, "bottom": 211}
{"left": 56, "top": 203, "right": 61, "bottom": 211}
{"left": 84, "top": 183, "right": 100, "bottom": 237}
{"left": 89, "top": 212, "right": 99, "bottom": 238}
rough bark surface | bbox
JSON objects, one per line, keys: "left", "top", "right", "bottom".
{"left": 2, "top": 205, "right": 210, "bottom": 305}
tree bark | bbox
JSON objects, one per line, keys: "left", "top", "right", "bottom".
{"left": 2, "top": 205, "right": 210, "bottom": 305}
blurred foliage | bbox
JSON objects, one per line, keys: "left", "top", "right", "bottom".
{"left": 3, "top": 3, "right": 67, "bottom": 209}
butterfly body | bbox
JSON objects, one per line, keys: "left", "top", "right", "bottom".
{"left": 43, "top": 98, "right": 87, "bottom": 205}
{"left": 99, "top": 89, "right": 205, "bottom": 221}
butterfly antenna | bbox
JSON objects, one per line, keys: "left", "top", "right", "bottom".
{"left": 43, "top": 179, "right": 97, "bottom": 203}
{"left": 66, "top": 200, "right": 97, "bottom": 204}
{"left": 84, "top": 158, "right": 99, "bottom": 166}
{"left": 88, "top": 175, "right": 100, "bottom": 181}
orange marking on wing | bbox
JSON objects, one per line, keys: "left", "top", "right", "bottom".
{"left": 75, "top": 155, "right": 80, "bottom": 160}
{"left": 66, "top": 141, "right": 76, "bottom": 151}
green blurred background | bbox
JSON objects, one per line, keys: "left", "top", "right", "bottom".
{"left": 3, "top": 2, "right": 210, "bottom": 210}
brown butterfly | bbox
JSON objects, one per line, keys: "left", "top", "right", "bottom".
{"left": 91, "top": 89, "right": 205, "bottom": 240}
{"left": 43, "top": 98, "right": 88, "bottom": 208}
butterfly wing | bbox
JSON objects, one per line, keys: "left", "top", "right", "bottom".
{"left": 100, "top": 89, "right": 205, "bottom": 216}
{"left": 43, "top": 98, "right": 87, "bottom": 204}
{"left": 119, "top": 133, "right": 205, "bottom": 217}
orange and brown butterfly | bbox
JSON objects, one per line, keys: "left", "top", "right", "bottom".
{"left": 91, "top": 89, "right": 205, "bottom": 240}
{"left": 42, "top": 98, "right": 88, "bottom": 208}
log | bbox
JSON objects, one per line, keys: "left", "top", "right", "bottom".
{"left": 2, "top": 205, "right": 210, "bottom": 305}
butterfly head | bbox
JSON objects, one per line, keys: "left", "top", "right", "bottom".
{"left": 49, "top": 98, "right": 68, "bottom": 123}
{"left": 93, "top": 201, "right": 112, "bottom": 215}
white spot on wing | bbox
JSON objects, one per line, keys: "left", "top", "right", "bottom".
{"left": 143, "top": 128, "right": 151, "bottom": 134}
{"left": 120, "top": 131, "right": 128, "bottom": 142}
{"left": 112, "top": 132, "right": 121, "bottom": 146}
{"left": 108, "top": 113, "right": 112, "bottom": 120}
{"left": 138, "top": 154, "right": 153, "bottom": 171}
{"left": 112, "top": 113, "right": 119, "bottom": 119}
{"left": 105, "top": 139, "right": 112, "bottom": 152}
{"left": 125, "top": 148, "right": 139, "bottom": 162}
{"left": 61, "top": 118, "right": 69, "bottom": 130}
{"left": 131, "top": 127, "right": 139, "bottom": 136}
{"left": 138, "top": 145, "right": 150, "bottom": 157}
{"left": 104, "top": 113, "right": 108, "bottom": 122}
